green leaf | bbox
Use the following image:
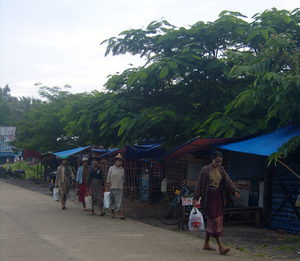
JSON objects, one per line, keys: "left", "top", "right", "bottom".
{"left": 159, "top": 65, "right": 169, "bottom": 79}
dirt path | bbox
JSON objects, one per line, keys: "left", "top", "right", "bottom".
{"left": 2, "top": 178, "right": 300, "bottom": 260}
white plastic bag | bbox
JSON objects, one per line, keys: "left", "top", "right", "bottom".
{"left": 161, "top": 178, "right": 168, "bottom": 193}
{"left": 188, "top": 207, "right": 205, "bottom": 231}
{"left": 103, "top": 191, "right": 111, "bottom": 209}
{"left": 85, "top": 195, "right": 92, "bottom": 211}
{"left": 53, "top": 188, "right": 60, "bottom": 201}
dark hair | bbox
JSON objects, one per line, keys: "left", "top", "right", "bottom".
{"left": 212, "top": 150, "right": 223, "bottom": 159}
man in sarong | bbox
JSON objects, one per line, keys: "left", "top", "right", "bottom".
{"left": 106, "top": 153, "right": 125, "bottom": 219}
{"left": 193, "top": 151, "right": 240, "bottom": 255}
{"left": 55, "top": 155, "right": 75, "bottom": 210}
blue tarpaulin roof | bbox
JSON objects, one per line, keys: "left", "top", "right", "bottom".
{"left": 53, "top": 146, "right": 91, "bottom": 157}
{"left": 126, "top": 144, "right": 165, "bottom": 159}
{"left": 214, "top": 125, "right": 300, "bottom": 156}
{"left": 97, "top": 148, "right": 120, "bottom": 158}
{"left": 92, "top": 148, "right": 118, "bottom": 153}
{"left": 0, "top": 152, "right": 19, "bottom": 157}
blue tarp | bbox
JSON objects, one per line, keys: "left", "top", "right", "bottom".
{"left": 214, "top": 125, "right": 300, "bottom": 156}
{"left": 92, "top": 148, "right": 118, "bottom": 153}
{"left": 126, "top": 144, "right": 165, "bottom": 159}
{"left": 98, "top": 148, "right": 120, "bottom": 158}
{"left": 0, "top": 152, "right": 21, "bottom": 157}
{"left": 53, "top": 146, "right": 91, "bottom": 157}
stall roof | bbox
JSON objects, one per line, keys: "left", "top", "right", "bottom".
{"left": 92, "top": 148, "right": 118, "bottom": 153}
{"left": 155, "top": 137, "right": 235, "bottom": 161}
{"left": 53, "top": 146, "right": 91, "bottom": 157}
{"left": 126, "top": 144, "right": 165, "bottom": 159}
{"left": 22, "top": 148, "right": 42, "bottom": 158}
{"left": 98, "top": 148, "right": 124, "bottom": 158}
{"left": 214, "top": 125, "right": 300, "bottom": 156}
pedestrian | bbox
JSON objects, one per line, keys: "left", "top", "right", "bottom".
{"left": 86, "top": 154, "right": 105, "bottom": 216}
{"left": 54, "top": 155, "right": 75, "bottom": 210}
{"left": 192, "top": 150, "right": 240, "bottom": 255}
{"left": 76, "top": 156, "right": 90, "bottom": 210}
{"left": 106, "top": 153, "right": 125, "bottom": 220}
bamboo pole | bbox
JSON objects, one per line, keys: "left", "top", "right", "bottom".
{"left": 277, "top": 159, "right": 300, "bottom": 179}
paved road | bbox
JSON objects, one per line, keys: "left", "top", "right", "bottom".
{"left": 0, "top": 181, "right": 265, "bottom": 261}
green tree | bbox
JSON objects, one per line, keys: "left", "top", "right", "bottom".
{"left": 200, "top": 8, "right": 300, "bottom": 162}
{"left": 63, "top": 12, "right": 251, "bottom": 148}
{"left": 11, "top": 86, "right": 83, "bottom": 153}
{"left": 0, "top": 85, "right": 13, "bottom": 126}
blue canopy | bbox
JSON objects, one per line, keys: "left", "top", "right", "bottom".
{"left": 92, "top": 148, "right": 118, "bottom": 153}
{"left": 126, "top": 144, "right": 165, "bottom": 159}
{"left": 53, "top": 146, "right": 91, "bottom": 157}
{"left": 215, "top": 125, "right": 300, "bottom": 156}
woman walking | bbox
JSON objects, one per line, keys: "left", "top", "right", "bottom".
{"left": 76, "top": 157, "right": 90, "bottom": 210}
{"left": 54, "top": 155, "right": 75, "bottom": 210}
{"left": 86, "top": 154, "right": 105, "bottom": 216}
{"left": 193, "top": 151, "right": 240, "bottom": 255}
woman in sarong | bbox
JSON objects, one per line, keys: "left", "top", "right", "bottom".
{"left": 193, "top": 151, "right": 240, "bottom": 255}
{"left": 55, "top": 155, "right": 75, "bottom": 210}
{"left": 86, "top": 154, "right": 105, "bottom": 216}
{"left": 76, "top": 157, "right": 90, "bottom": 210}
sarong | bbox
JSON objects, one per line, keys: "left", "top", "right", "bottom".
{"left": 90, "top": 179, "right": 103, "bottom": 208}
{"left": 59, "top": 180, "right": 69, "bottom": 204}
{"left": 110, "top": 189, "right": 124, "bottom": 211}
{"left": 205, "top": 189, "right": 223, "bottom": 238}
{"left": 78, "top": 183, "right": 90, "bottom": 203}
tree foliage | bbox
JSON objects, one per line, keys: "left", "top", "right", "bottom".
{"left": 11, "top": 86, "right": 85, "bottom": 153}
{"left": 200, "top": 8, "right": 300, "bottom": 162}
{"left": 0, "top": 84, "right": 41, "bottom": 126}
{"left": 8, "top": 8, "right": 300, "bottom": 163}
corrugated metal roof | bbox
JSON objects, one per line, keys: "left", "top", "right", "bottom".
{"left": 0, "top": 127, "right": 16, "bottom": 136}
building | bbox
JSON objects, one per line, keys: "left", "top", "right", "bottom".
{"left": 0, "top": 126, "right": 16, "bottom": 164}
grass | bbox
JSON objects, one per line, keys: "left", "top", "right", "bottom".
{"left": 255, "top": 252, "right": 265, "bottom": 257}
{"left": 283, "top": 238, "right": 296, "bottom": 242}
{"left": 275, "top": 244, "right": 295, "bottom": 252}
{"left": 237, "top": 246, "right": 247, "bottom": 252}
{"left": 224, "top": 243, "right": 233, "bottom": 248}
{"left": 2, "top": 161, "right": 44, "bottom": 179}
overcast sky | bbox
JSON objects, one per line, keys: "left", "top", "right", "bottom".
{"left": 0, "top": 0, "right": 299, "bottom": 98}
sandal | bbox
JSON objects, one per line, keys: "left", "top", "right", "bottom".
{"left": 100, "top": 212, "right": 106, "bottom": 216}
{"left": 62, "top": 206, "right": 67, "bottom": 210}
{"left": 220, "top": 248, "right": 230, "bottom": 255}
{"left": 120, "top": 216, "right": 126, "bottom": 220}
{"left": 203, "top": 246, "right": 216, "bottom": 251}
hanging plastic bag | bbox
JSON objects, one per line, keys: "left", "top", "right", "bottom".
{"left": 188, "top": 207, "right": 205, "bottom": 231}
{"left": 103, "top": 191, "right": 111, "bottom": 209}
{"left": 161, "top": 178, "right": 168, "bottom": 193}
{"left": 85, "top": 194, "right": 92, "bottom": 211}
{"left": 295, "top": 195, "right": 300, "bottom": 207}
{"left": 53, "top": 188, "right": 60, "bottom": 201}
